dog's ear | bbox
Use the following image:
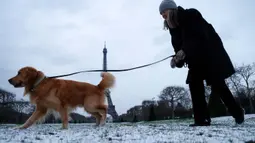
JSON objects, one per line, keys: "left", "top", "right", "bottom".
{"left": 37, "top": 70, "right": 45, "bottom": 78}
{"left": 26, "top": 70, "right": 45, "bottom": 86}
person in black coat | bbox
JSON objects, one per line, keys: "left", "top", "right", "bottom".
{"left": 159, "top": 0, "right": 245, "bottom": 126}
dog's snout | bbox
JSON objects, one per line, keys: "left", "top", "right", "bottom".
{"left": 8, "top": 78, "right": 13, "bottom": 84}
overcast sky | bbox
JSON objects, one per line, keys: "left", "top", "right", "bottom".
{"left": 0, "top": 0, "right": 254, "bottom": 117}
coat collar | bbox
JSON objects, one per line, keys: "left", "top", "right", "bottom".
{"left": 176, "top": 6, "right": 186, "bottom": 27}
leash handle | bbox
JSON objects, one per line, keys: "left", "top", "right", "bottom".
{"left": 48, "top": 55, "right": 175, "bottom": 78}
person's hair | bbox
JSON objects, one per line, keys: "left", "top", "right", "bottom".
{"left": 163, "top": 20, "right": 169, "bottom": 30}
{"left": 162, "top": 8, "right": 179, "bottom": 31}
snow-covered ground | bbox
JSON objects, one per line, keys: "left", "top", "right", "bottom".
{"left": 0, "top": 114, "right": 255, "bottom": 143}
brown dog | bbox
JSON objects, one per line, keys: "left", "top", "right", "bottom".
{"left": 8, "top": 66, "right": 115, "bottom": 129}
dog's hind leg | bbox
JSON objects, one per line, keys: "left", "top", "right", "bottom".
{"left": 90, "top": 112, "right": 102, "bottom": 126}
{"left": 84, "top": 105, "right": 107, "bottom": 126}
{"left": 83, "top": 94, "right": 108, "bottom": 126}
{"left": 84, "top": 106, "right": 101, "bottom": 126}
{"left": 96, "top": 105, "right": 108, "bottom": 126}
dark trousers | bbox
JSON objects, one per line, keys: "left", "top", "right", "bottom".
{"left": 189, "top": 78, "right": 243, "bottom": 123}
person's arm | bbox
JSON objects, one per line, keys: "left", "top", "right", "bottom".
{"left": 169, "top": 28, "right": 182, "bottom": 54}
{"left": 169, "top": 28, "right": 186, "bottom": 68}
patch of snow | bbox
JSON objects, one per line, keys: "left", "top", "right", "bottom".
{"left": 0, "top": 114, "right": 254, "bottom": 143}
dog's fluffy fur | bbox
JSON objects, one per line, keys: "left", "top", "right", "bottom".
{"left": 8, "top": 66, "right": 115, "bottom": 129}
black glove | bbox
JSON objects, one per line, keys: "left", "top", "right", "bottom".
{"left": 176, "top": 59, "right": 185, "bottom": 68}
{"left": 176, "top": 50, "right": 185, "bottom": 61}
{"left": 170, "top": 50, "right": 186, "bottom": 68}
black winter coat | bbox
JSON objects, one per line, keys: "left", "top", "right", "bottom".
{"left": 169, "top": 6, "right": 235, "bottom": 85}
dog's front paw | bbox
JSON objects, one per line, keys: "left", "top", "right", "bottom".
{"left": 60, "top": 126, "right": 68, "bottom": 130}
{"left": 92, "top": 124, "right": 100, "bottom": 128}
{"left": 99, "top": 123, "right": 106, "bottom": 126}
{"left": 12, "top": 126, "right": 19, "bottom": 130}
{"left": 12, "top": 126, "right": 26, "bottom": 130}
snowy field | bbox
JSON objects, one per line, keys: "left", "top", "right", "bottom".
{"left": 0, "top": 114, "right": 255, "bottom": 143}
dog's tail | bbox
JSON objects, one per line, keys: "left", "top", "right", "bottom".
{"left": 97, "top": 72, "right": 115, "bottom": 90}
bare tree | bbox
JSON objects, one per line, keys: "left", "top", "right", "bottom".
{"left": 236, "top": 63, "right": 255, "bottom": 113}
{"left": 179, "top": 91, "right": 192, "bottom": 109}
{"left": 0, "top": 88, "right": 16, "bottom": 103}
{"left": 227, "top": 71, "right": 244, "bottom": 96}
{"left": 11, "top": 99, "right": 29, "bottom": 113}
{"left": 9, "top": 99, "right": 30, "bottom": 123}
{"left": 0, "top": 88, "right": 16, "bottom": 115}
{"left": 158, "top": 86, "right": 189, "bottom": 119}
{"left": 25, "top": 104, "right": 36, "bottom": 115}
{"left": 142, "top": 100, "right": 156, "bottom": 107}
{"left": 204, "top": 85, "right": 211, "bottom": 102}
{"left": 252, "top": 80, "right": 255, "bottom": 97}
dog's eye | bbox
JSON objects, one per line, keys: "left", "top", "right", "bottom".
{"left": 18, "top": 72, "right": 21, "bottom": 75}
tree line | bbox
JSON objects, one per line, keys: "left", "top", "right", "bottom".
{"left": 117, "top": 62, "right": 255, "bottom": 122}
{"left": 0, "top": 88, "right": 33, "bottom": 124}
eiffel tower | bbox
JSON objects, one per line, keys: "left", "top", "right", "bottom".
{"left": 103, "top": 42, "right": 118, "bottom": 121}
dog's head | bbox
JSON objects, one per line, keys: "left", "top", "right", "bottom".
{"left": 8, "top": 66, "right": 44, "bottom": 88}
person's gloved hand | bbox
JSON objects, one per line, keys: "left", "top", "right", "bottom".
{"left": 170, "top": 57, "right": 177, "bottom": 68}
{"left": 170, "top": 50, "right": 186, "bottom": 68}
{"left": 176, "top": 50, "right": 185, "bottom": 61}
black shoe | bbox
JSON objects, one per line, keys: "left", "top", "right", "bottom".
{"left": 235, "top": 108, "right": 245, "bottom": 124}
{"left": 189, "top": 121, "right": 211, "bottom": 127}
